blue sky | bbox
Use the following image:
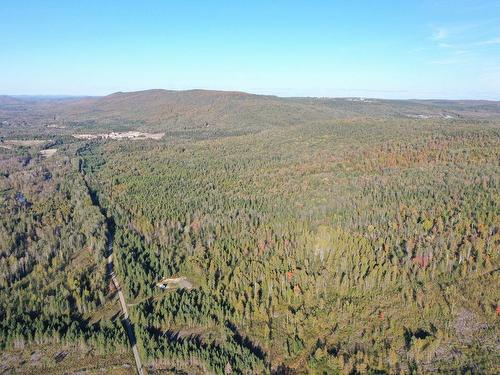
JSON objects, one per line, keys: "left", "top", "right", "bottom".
{"left": 1, "top": 0, "right": 499, "bottom": 99}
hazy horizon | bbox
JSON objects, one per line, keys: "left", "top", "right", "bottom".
{"left": 3, "top": 88, "right": 500, "bottom": 102}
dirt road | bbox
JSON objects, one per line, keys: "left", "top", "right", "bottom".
{"left": 80, "top": 169, "right": 145, "bottom": 375}
{"left": 107, "top": 252, "right": 144, "bottom": 375}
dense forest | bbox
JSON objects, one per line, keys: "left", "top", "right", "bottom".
{"left": 0, "top": 92, "right": 499, "bottom": 374}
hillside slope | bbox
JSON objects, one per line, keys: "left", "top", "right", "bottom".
{"left": 1, "top": 90, "right": 499, "bottom": 138}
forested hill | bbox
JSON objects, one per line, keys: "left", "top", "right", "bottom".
{"left": 1, "top": 90, "right": 500, "bottom": 137}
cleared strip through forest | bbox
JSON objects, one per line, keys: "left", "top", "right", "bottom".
{"left": 78, "top": 160, "right": 145, "bottom": 375}
{"left": 107, "top": 252, "right": 144, "bottom": 375}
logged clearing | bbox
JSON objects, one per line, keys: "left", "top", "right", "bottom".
{"left": 73, "top": 131, "right": 164, "bottom": 140}
{"left": 39, "top": 148, "right": 57, "bottom": 158}
{"left": 0, "top": 345, "right": 135, "bottom": 375}
{"left": 2, "top": 139, "right": 47, "bottom": 147}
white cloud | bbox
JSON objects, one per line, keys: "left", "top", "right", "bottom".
{"left": 428, "top": 23, "right": 499, "bottom": 67}
{"left": 432, "top": 27, "right": 449, "bottom": 40}
{"left": 430, "top": 57, "right": 463, "bottom": 65}
{"left": 438, "top": 42, "right": 453, "bottom": 48}
{"left": 476, "top": 37, "right": 500, "bottom": 46}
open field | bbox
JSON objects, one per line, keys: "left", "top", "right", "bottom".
{"left": 0, "top": 344, "right": 135, "bottom": 374}
{"left": 1, "top": 139, "right": 47, "bottom": 147}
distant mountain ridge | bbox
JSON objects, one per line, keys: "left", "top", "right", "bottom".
{"left": 1, "top": 89, "right": 499, "bottom": 134}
